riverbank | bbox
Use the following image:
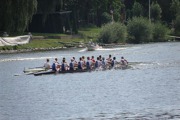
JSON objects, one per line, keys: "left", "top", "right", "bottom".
{"left": 0, "top": 47, "right": 68, "bottom": 54}
{"left": 0, "top": 41, "right": 178, "bottom": 54}
{"left": 0, "top": 26, "right": 179, "bottom": 54}
{"left": 0, "top": 27, "right": 100, "bottom": 54}
{"left": 0, "top": 43, "right": 129, "bottom": 54}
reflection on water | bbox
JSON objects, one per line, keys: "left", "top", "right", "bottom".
{"left": 0, "top": 42, "right": 180, "bottom": 120}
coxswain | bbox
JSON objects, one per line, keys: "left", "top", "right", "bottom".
{"left": 44, "top": 58, "right": 51, "bottom": 70}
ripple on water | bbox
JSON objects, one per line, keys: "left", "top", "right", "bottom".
{"left": 67, "top": 108, "right": 180, "bottom": 120}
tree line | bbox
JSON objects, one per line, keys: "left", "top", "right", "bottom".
{"left": 0, "top": 0, "right": 179, "bottom": 36}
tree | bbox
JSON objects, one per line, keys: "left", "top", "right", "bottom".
{"left": 170, "top": 0, "right": 180, "bottom": 35}
{"left": 156, "top": 0, "right": 172, "bottom": 23}
{"left": 0, "top": 0, "right": 37, "bottom": 34}
{"left": 37, "top": 0, "right": 61, "bottom": 26}
{"left": 150, "top": 2, "right": 162, "bottom": 22}
{"left": 132, "top": 1, "right": 143, "bottom": 17}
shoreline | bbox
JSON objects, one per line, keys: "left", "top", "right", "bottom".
{"left": 0, "top": 43, "right": 128, "bottom": 54}
{"left": 0, "top": 46, "right": 84, "bottom": 54}
{"left": 0, "top": 41, "right": 178, "bottom": 54}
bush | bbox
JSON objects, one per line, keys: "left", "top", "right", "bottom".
{"left": 98, "top": 22, "right": 127, "bottom": 44}
{"left": 152, "top": 22, "right": 170, "bottom": 42}
{"left": 174, "top": 14, "right": 180, "bottom": 36}
{"left": 127, "top": 17, "right": 153, "bottom": 43}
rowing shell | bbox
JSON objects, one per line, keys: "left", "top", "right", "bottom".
{"left": 34, "top": 69, "right": 89, "bottom": 76}
{"left": 34, "top": 64, "right": 130, "bottom": 76}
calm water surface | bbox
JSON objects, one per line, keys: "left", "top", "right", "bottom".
{"left": 0, "top": 42, "right": 180, "bottom": 120}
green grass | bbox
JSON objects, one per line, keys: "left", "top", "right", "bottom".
{"left": 0, "top": 27, "right": 101, "bottom": 51}
{"left": 78, "top": 27, "right": 101, "bottom": 42}
{"left": 32, "top": 33, "right": 68, "bottom": 37}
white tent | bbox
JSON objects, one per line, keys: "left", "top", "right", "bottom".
{"left": 0, "top": 35, "right": 31, "bottom": 46}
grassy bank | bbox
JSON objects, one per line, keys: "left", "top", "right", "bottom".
{"left": 0, "top": 27, "right": 101, "bottom": 52}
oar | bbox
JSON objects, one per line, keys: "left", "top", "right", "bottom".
{"left": 14, "top": 72, "right": 34, "bottom": 76}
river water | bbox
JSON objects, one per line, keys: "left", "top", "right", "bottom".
{"left": 0, "top": 42, "right": 180, "bottom": 120}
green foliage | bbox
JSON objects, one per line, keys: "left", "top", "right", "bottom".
{"left": 151, "top": 2, "right": 162, "bottom": 21}
{"left": 174, "top": 13, "right": 180, "bottom": 36}
{"left": 98, "top": 22, "right": 127, "bottom": 44}
{"left": 113, "top": 10, "right": 121, "bottom": 22}
{"left": 111, "top": 0, "right": 122, "bottom": 22}
{"left": 132, "top": 1, "right": 143, "bottom": 17}
{"left": 101, "top": 12, "right": 112, "bottom": 24}
{"left": 171, "top": 0, "right": 180, "bottom": 35}
{"left": 37, "top": 0, "right": 61, "bottom": 25}
{"left": 170, "top": 0, "right": 180, "bottom": 19}
{"left": 0, "top": 0, "right": 37, "bottom": 34}
{"left": 127, "top": 17, "right": 153, "bottom": 43}
{"left": 152, "top": 22, "right": 170, "bottom": 42}
{"left": 79, "top": 27, "right": 100, "bottom": 42}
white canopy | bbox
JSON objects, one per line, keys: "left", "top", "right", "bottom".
{"left": 0, "top": 35, "right": 31, "bottom": 46}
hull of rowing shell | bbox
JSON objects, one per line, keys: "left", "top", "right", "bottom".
{"left": 34, "top": 69, "right": 88, "bottom": 76}
{"left": 34, "top": 65, "right": 130, "bottom": 76}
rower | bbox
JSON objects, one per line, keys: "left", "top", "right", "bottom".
{"left": 69, "top": 59, "right": 75, "bottom": 71}
{"left": 86, "top": 57, "right": 92, "bottom": 70}
{"left": 44, "top": 58, "right": 51, "bottom": 70}
{"left": 72, "top": 57, "right": 78, "bottom": 67}
{"left": 82, "top": 56, "right": 86, "bottom": 64}
{"left": 106, "top": 54, "right": 112, "bottom": 63}
{"left": 111, "top": 57, "right": 117, "bottom": 67}
{"left": 99, "top": 55, "right": 102, "bottom": 61}
{"left": 91, "top": 56, "right": 95, "bottom": 68}
{"left": 78, "top": 57, "right": 84, "bottom": 70}
{"left": 52, "top": 58, "right": 59, "bottom": 71}
{"left": 91, "top": 56, "right": 95, "bottom": 63}
{"left": 121, "top": 56, "right": 128, "bottom": 66}
{"left": 95, "top": 57, "right": 101, "bottom": 68}
{"left": 101, "top": 57, "right": 107, "bottom": 69}
{"left": 61, "top": 59, "right": 68, "bottom": 71}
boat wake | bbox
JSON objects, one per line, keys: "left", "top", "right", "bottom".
{"left": 78, "top": 47, "right": 127, "bottom": 52}
{"left": 0, "top": 56, "right": 54, "bottom": 62}
{"left": 78, "top": 48, "right": 87, "bottom": 52}
{"left": 96, "top": 47, "right": 127, "bottom": 51}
